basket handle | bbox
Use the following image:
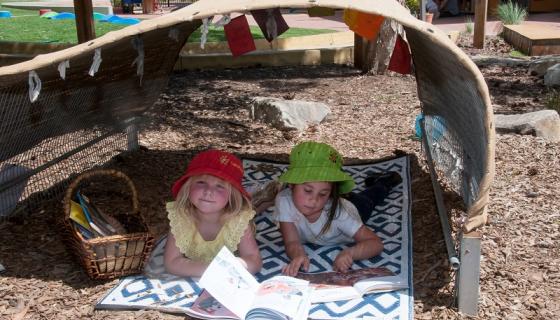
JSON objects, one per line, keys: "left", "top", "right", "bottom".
{"left": 63, "top": 169, "right": 139, "bottom": 224}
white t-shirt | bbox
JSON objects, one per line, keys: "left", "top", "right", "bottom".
{"left": 274, "top": 188, "right": 363, "bottom": 246}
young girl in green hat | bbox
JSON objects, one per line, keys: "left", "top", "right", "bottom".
{"left": 275, "top": 141, "right": 385, "bottom": 276}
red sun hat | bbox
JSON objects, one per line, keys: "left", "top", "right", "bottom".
{"left": 171, "top": 150, "right": 249, "bottom": 199}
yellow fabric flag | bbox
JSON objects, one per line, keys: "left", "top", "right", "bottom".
{"left": 343, "top": 9, "right": 359, "bottom": 29}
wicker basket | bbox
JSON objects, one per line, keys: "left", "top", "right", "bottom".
{"left": 62, "top": 169, "right": 154, "bottom": 280}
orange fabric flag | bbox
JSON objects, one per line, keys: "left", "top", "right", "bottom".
{"left": 224, "top": 15, "right": 256, "bottom": 57}
{"left": 388, "top": 35, "right": 412, "bottom": 74}
{"left": 344, "top": 9, "right": 384, "bottom": 40}
{"left": 353, "top": 12, "right": 384, "bottom": 40}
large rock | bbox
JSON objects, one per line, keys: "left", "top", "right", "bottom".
{"left": 494, "top": 110, "right": 560, "bottom": 142}
{"left": 528, "top": 57, "right": 560, "bottom": 77}
{"left": 251, "top": 97, "right": 330, "bottom": 131}
{"left": 544, "top": 63, "right": 560, "bottom": 87}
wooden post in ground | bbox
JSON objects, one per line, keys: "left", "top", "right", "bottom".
{"left": 74, "top": 0, "right": 96, "bottom": 43}
{"left": 473, "top": 0, "right": 488, "bottom": 48}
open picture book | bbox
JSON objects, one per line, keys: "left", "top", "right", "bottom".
{"left": 192, "top": 246, "right": 312, "bottom": 320}
{"left": 296, "top": 266, "right": 408, "bottom": 303}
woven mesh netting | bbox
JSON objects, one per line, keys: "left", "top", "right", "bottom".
{"left": 0, "top": 21, "right": 199, "bottom": 218}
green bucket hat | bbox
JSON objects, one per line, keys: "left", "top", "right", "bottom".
{"left": 279, "top": 142, "right": 355, "bottom": 194}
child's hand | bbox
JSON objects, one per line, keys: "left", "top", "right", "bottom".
{"left": 333, "top": 249, "right": 353, "bottom": 273}
{"left": 282, "top": 255, "right": 310, "bottom": 276}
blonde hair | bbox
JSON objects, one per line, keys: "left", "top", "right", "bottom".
{"left": 174, "top": 174, "right": 251, "bottom": 218}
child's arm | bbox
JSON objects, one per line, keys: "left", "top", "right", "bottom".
{"left": 237, "top": 225, "right": 263, "bottom": 274}
{"left": 333, "top": 226, "right": 384, "bottom": 273}
{"left": 279, "top": 222, "right": 310, "bottom": 276}
{"left": 164, "top": 233, "right": 209, "bottom": 277}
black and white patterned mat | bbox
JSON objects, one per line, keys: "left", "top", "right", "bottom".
{"left": 97, "top": 156, "right": 413, "bottom": 320}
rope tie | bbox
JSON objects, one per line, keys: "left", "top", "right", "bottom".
{"left": 131, "top": 36, "right": 144, "bottom": 85}
{"left": 57, "top": 60, "right": 70, "bottom": 80}
{"left": 28, "top": 71, "right": 41, "bottom": 103}
{"left": 200, "top": 17, "right": 209, "bottom": 49}
{"left": 88, "top": 48, "right": 102, "bottom": 77}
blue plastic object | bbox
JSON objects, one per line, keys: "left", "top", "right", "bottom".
{"left": 92, "top": 12, "right": 107, "bottom": 20}
{"left": 0, "top": 10, "right": 12, "bottom": 18}
{"left": 415, "top": 113, "right": 445, "bottom": 141}
{"left": 51, "top": 12, "right": 76, "bottom": 20}
{"left": 104, "top": 15, "right": 140, "bottom": 25}
{"left": 414, "top": 114, "right": 424, "bottom": 138}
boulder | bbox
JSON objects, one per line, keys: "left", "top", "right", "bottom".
{"left": 494, "top": 110, "right": 560, "bottom": 142}
{"left": 251, "top": 97, "right": 330, "bottom": 131}
{"left": 544, "top": 63, "right": 560, "bottom": 87}
{"left": 528, "top": 57, "right": 560, "bottom": 77}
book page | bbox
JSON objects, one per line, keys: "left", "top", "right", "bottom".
{"left": 199, "top": 246, "right": 260, "bottom": 319}
{"left": 297, "top": 267, "right": 405, "bottom": 303}
{"left": 248, "top": 276, "right": 310, "bottom": 320}
{"left": 188, "top": 289, "right": 238, "bottom": 320}
{"left": 307, "top": 284, "right": 361, "bottom": 304}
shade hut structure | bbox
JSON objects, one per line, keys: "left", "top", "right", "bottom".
{"left": 0, "top": 0, "right": 494, "bottom": 316}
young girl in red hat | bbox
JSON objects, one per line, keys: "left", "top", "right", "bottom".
{"left": 164, "top": 149, "right": 262, "bottom": 277}
{"left": 276, "top": 142, "right": 386, "bottom": 276}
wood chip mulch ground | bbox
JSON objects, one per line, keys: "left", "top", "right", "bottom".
{"left": 1, "top": 35, "right": 559, "bottom": 320}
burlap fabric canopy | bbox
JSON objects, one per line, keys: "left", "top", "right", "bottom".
{"left": 0, "top": 0, "right": 494, "bottom": 232}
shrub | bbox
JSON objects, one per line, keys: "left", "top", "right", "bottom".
{"left": 405, "top": 0, "right": 420, "bottom": 17}
{"left": 465, "top": 16, "right": 474, "bottom": 34}
{"left": 496, "top": 0, "right": 527, "bottom": 25}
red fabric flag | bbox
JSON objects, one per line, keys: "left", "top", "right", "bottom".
{"left": 224, "top": 15, "right": 256, "bottom": 57}
{"left": 250, "top": 8, "right": 289, "bottom": 42}
{"left": 388, "top": 35, "right": 412, "bottom": 74}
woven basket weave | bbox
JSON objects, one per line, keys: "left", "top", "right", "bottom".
{"left": 62, "top": 169, "right": 154, "bottom": 280}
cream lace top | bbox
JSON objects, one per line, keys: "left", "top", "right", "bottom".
{"left": 166, "top": 202, "right": 255, "bottom": 263}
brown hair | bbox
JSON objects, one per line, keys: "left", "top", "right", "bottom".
{"left": 319, "top": 182, "right": 341, "bottom": 236}
{"left": 174, "top": 174, "right": 251, "bottom": 219}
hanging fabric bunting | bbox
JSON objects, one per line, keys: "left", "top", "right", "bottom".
{"left": 344, "top": 9, "right": 384, "bottom": 40}
{"left": 308, "top": 7, "right": 335, "bottom": 17}
{"left": 200, "top": 17, "right": 209, "bottom": 49}
{"left": 343, "top": 9, "right": 359, "bottom": 29}
{"left": 58, "top": 60, "right": 70, "bottom": 80}
{"left": 388, "top": 35, "right": 412, "bottom": 74}
{"left": 250, "top": 8, "right": 289, "bottom": 42}
{"left": 131, "top": 36, "right": 144, "bottom": 85}
{"left": 88, "top": 48, "right": 102, "bottom": 77}
{"left": 224, "top": 15, "right": 256, "bottom": 57}
{"left": 28, "top": 71, "right": 41, "bottom": 103}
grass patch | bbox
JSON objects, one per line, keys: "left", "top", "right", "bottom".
{"left": 0, "top": 6, "right": 126, "bottom": 43}
{"left": 0, "top": 6, "right": 336, "bottom": 44}
{"left": 509, "top": 50, "right": 526, "bottom": 58}
{"left": 496, "top": 0, "right": 527, "bottom": 25}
